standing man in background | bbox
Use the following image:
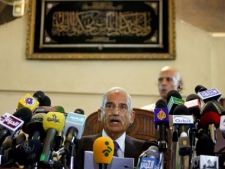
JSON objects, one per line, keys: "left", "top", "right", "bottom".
{"left": 141, "top": 66, "right": 183, "bottom": 111}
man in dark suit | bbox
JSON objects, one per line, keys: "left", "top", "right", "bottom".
{"left": 73, "top": 87, "right": 148, "bottom": 169}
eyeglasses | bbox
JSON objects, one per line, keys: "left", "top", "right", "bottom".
{"left": 158, "top": 77, "right": 174, "bottom": 82}
{"left": 103, "top": 103, "right": 129, "bottom": 114}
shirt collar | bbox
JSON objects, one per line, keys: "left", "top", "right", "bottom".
{"left": 102, "top": 129, "right": 126, "bottom": 153}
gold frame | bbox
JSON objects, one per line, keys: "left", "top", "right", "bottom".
{"left": 26, "top": 0, "right": 175, "bottom": 60}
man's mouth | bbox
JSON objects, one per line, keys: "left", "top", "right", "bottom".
{"left": 110, "top": 119, "right": 121, "bottom": 124}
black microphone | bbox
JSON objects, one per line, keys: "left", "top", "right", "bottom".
{"left": 166, "top": 90, "right": 184, "bottom": 115}
{"left": 39, "top": 95, "right": 51, "bottom": 106}
{"left": 22, "top": 113, "right": 47, "bottom": 142}
{"left": 191, "top": 135, "right": 218, "bottom": 169}
{"left": 195, "top": 85, "right": 222, "bottom": 103}
{"left": 14, "top": 139, "right": 43, "bottom": 167}
{"left": 2, "top": 133, "right": 26, "bottom": 150}
{"left": 154, "top": 99, "right": 169, "bottom": 152}
{"left": 74, "top": 108, "right": 85, "bottom": 115}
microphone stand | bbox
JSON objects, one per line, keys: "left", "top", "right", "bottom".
{"left": 69, "top": 144, "right": 75, "bottom": 169}
{"left": 170, "top": 127, "right": 178, "bottom": 169}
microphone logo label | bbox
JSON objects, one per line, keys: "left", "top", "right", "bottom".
{"left": 0, "top": 113, "right": 23, "bottom": 129}
{"left": 102, "top": 141, "right": 113, "bottom": 157}
{"left": 25, "top": 97, "right": 36, "bottom": 106}
{"left": 67, "top": 112, "right": 86, "bottom": 124}
{"left": 173, "top": 115, "right": 194, "bottom": 124}
{"left": 139, "top": 157, "right": 159, "bottom": 169}
{"left": 198, "top": 88, "right": 221, "bottom": 102}
{"left": 157, "top": 109, "right": 166, "bottom": 120}
{"left": 47, "top": 114, "right": 60, "bottom": 123}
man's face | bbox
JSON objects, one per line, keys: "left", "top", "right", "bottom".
{"left": 99, "top": 91, "right": 134, "bottom": 137}
{"left": 158, "top": 69, "right": 179, "bottom": 100}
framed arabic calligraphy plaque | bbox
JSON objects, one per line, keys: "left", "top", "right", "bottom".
{"left": 26, "top": 0, "right": 175, "bottom": 60}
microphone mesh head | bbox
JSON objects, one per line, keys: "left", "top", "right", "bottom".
{"left": 146, "top": 146, "right": 159, "bottom": 159}
{"left": 166, "top": 90, "right": 182, "bottom": 103}
{"left": 33, "top": 91, "right": 45, "bottom": 102}
{"left": 39, "top": 95, "right": 51, "bottom": 106}
{"left": 13, "top": 107, "right": 32, "bottom": 125}
{"left": 173, "top": 104, "right": 190, "bottom": 115}
{"left": 15, "top": 139, "right": 43, "bottom": 165}
{"left": 186, "top": 94, "right": 201, "bottom": 102}
{"left": 93, "top": 137, "right": 114, "bottom": 164}
{"left": 43, "top": 112, "right": 65, "bottom": 132}
{"left": 155, "top": 99, "right": 167, "bottom": 108}
{"left": 195, "top": 85, "right": 207, "bottom": 93}
{"left": 196, "top": 135, "right": 214, "bottom": 156}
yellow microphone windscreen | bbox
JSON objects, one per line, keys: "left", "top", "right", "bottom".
{"left": 43, "top": 112, "right": 65, "bottom": 133}
{"left": 93, "top": 137, "right": 114, "bottom": 164}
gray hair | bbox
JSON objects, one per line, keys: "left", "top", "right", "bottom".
{"left": 100, "top": 87, "right": 133, "bottom": 120}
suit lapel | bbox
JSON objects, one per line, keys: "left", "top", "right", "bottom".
{"left": 124, "top": 136, "right": 139, "bottom": 157}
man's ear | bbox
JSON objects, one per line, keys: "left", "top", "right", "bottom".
{"left": 129, "top": 111, "right": 135, "bottom": 124}
{"left": 97, "top": 109, "right": 102, "bottom": 121}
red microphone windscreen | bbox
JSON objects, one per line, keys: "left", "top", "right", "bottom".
{"left": 200, "top": 111, "right": 220, "bottom": 128}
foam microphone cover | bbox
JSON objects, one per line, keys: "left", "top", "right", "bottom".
{"left": 22, "top": 113, "right": 46, "bottom": 141}
{"left": 74, "top": 108, "right": 85, "bottom": 115}
{"left": 195, "top": 85, "right": 207, "bottom": 93}
{"left": 43, "top": 112, "right": 65, "bottom": 133}
{"left": 166, "top": 90, "right": 182, "bottom": 103}
{"left": 39, "top": 95, "right": 51, "bottom": 106}
{"left": 173, "top": 104, "right": 190, "bottom": 115}
{"left": 155, "top": 99, "right": 167, "bottom": 108}
{"left": 15, "top": 139, "right": 43, "bottom": 165}
{"left": 196, "top": 135, "right": 214, "bottom": 156}
{"left": 93, "top": 137, "right": 114, "bottom": 165}
{"left": 33, "top": 91, "right": 45, "bottom": 102}
{"left": 186, "top": 93, "right": 201, "bottom": 119}
{"left": 13, "top": 107, "right": 33, "bottom": 126}
{"left": 200, "top": 101, "right": 221, "bottom": 128}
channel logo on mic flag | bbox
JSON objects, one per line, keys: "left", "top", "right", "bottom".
{"left": 17, "top": 93, "right": 39, "bottom": 111}
{"left": 139, "top": 157, "right": 160, "bottom": 169}
{"left": 0, "top": 113, "right": 24, "bottom": 139}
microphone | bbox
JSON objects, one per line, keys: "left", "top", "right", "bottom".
{"left": 195, "top": 85, "right": 222, "bottom": 103}
{"left": 200, "top": 100, "right": 224, "bottom": 143}
{"left": 2, "top": 133, "right": 26, "bottom": 150}
{"left": 14, "top": 139, "right": 43, "bottom": 167}
{"left": 17, "top": 92, "right": 44, "bottom": 112}
{"left": 138, "top": 146, "right": 160, "bottom": 169}
{"left": 55, "top": 112, "right": 87, "bottom": 157}
{"left": 172, "top": 104, "right": 193, "bottom": 137}
{"left": 154, "top": 99, "right": 169, "bottom": 152}
{"left": 93, "top": 137, "right": 114, "bottom": 169}
{"left": 22, "top": 113, "right": 46, "bottom": 142}
{"left": 191, "top": 135, "right": 218, "bottom": 169}
{"left": 0, "top": 107, "right": 32, "bottom": 145}
{"left": 39, "top": 95, "right": 51, "bottom": 106}
{"left": 185, "top": 94, "right": 201, "bottom": 121}
{"left": 33, "top": 105, "right": 65, "bottom": 115}
{"left": 74, "top": 108, "right": 85, "bottom": 115}
{"left": 219, "top": 111, "right": 225, "bottom": 139}
{"left": 166, "top": 90, "right": 184, "bottom": 115}
{"left": 39, "top": 112, "right": 65, "bottom": 163}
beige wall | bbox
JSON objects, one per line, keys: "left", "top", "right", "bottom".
{"left": 0, "top": 11, "right": 224, "bottom": 117}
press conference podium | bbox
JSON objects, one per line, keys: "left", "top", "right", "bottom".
{"left": 83, "top": 108, "right": 171, "bottom": 169}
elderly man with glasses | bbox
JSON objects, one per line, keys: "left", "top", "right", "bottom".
{"left": 73, "top": 87, "right": 150, "bottom": 169}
